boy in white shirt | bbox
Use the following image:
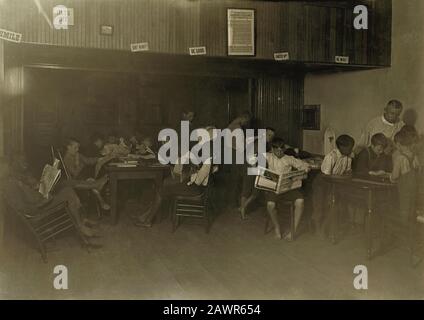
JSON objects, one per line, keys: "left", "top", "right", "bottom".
{"left": 264, "top": 138, "right": 311, "bottom": 240}
{"left": 310, "top": 134, "right": 355, "bottom": 235}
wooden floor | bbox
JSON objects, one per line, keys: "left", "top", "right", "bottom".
{"left": 1, "top": 202, "right": 423, "bottom": 300}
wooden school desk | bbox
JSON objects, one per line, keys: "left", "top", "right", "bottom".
{"left": 105, "top": 163, "right": 170, "bottom": 224}
{"left": 322, "top": 175, "right": 397, "bottom": 260}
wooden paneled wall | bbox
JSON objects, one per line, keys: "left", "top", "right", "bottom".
{"left": 0, "top": 41, "right": 4, "bottom": 156}
{"left": 254, "top": 75, "right": 304, "bottom": 147}
{"left": 0, "top": 0, "right": 392, "bottom": 66}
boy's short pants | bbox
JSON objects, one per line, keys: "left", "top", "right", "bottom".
{"left": 264, "top": 188, "right": 304, "bottom": 203}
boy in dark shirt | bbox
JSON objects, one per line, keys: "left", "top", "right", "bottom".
{"left": 353, "top": 133, "right": 392, "bottom": 177}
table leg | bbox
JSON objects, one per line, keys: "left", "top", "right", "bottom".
{"left": 110, "top": 174, "right": 118, "bottom": 225}
{"left": 329, "top": 184, "right": 338, "bottom": 244}
{"left": 155, "top": 172, "right": 164, "bottom": 222}
{"left": 0, "top": 199, "right": 5, "bottom": 248}
{"left": 366, "top": 190, "right": 374, "bottom": 260}
{"left": 155, "top": 172, "right": 163, "bottom": 192}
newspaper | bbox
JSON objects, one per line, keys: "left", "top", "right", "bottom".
{"left": 38, "top": 159, "right": 61, "bottom": 198}
{"left": 255, "top": 167, "right": 308, "bottom": 195}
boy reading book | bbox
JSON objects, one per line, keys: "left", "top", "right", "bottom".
{"left": 262, "top": 137, "right": 310, "bottom": 240}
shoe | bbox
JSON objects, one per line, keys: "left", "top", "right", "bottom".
{"left": 134, "top": 220, "right": 153, "bottom": 228}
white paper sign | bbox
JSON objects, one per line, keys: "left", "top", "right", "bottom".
{"left": 189, "top": 46, "right": 207, "bottom": 55}
{"left": 53, "top": 6, "right": 74, "bottom": 29}
{"left": 335, "top": 56, "right": 350, "bottom": 64}
{"left": 0, "top": 28, "right": 22, "bottom": 43}
{"left": 227, "top": 9, "right": 255, "bottom": 56}
{"left": 131, "top": 42, "right": 149, "bottom": 52}
{"left": 274, "top": 52, "right": 290, "bottom": 61}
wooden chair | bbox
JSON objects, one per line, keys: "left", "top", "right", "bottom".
{"left": 171, "top": 174, "right": 215, "bottom": 233}
{"left": 4, "top": 199, "right": 89, "bottom": 263}
{"left": 264, "top": 200, "right": 296, "bottom": 241}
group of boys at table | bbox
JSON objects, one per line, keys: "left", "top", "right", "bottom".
{"left": 1, "top": 101, "right": 421, "bottom": 252}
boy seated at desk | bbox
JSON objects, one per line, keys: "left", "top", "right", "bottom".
{"left": 85, "top": 132, "right": 105, "bottom": 158}
{"left": 390, "top": 129, "right": 421, "bottom": 224}
{"left": 101, "top": 131, "right": 131, "bottom": 158}
{"left": 134, "top": 127, "right": 217, "bottom": 228}
{"left": 262, "top": 137, "right": 311, "bottom": 240}
{"left": 310, "top": 134, "right": 355, "bottom": 235}
{"left": 135, "top": 136, "right": 156, "bottom": 159}
{"left": 353, "top": 133, "right": 392, "bottom": 178}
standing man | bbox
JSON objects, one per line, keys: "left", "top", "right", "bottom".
{"left": 225, "top": 111, "right": 252, "bottom": 209}
{"left": 356, "top": 100, "right": 405, "bottom": 154}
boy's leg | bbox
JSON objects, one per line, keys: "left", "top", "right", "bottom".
{"left": 239, "top": 171, "right": 256, "bottom": 219}
{"left": 244, "top": 192, "right": 258, "bottom": 212}
{"left": 136, "top": 190, "right": 162, "bottom": 226}
{"left": 282, "top": 195, "right": 304, "bottom": 240}
{"left": 294, "top": 198, "right": 304, "bottom": 232}
{"left": 266, "top": 201, "right": 281, "bottom": 239}
{"left": 240, "top": 190, "right": 258, "bottom": 220}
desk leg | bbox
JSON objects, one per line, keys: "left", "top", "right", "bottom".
{"left": 329, "top": 184, "right": 338, "bottom": 244}
{"left": 110, "top": 174, "right": 118, "bottom": 225}
{"left": 155, "top": 172, "right": 164, "bottom": 222}
{"left": 365, "top": 190, "right": 374, "bottom": 260}
{"left": 155, "top": 172, "right": 163, "bottom": 192}
{"left": 0, "top": 200, "right": 4, "bottom": 248}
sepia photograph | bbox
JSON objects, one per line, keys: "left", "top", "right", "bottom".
{"left": 0, "top": 0, "right": 423, "bottom": 305}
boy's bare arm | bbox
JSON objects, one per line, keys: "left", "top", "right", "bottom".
{"left": 390, "top": 158, "right": 401, "bottom": 183}
{"left": 291, "top": 157, "right": 310, "bottom": 172}
{"left": 320, "top": 154, "right": 334, "bottom": 175}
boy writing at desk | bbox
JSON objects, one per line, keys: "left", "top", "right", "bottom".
{"left": 262, "top": 138, "right": 311, "bottom": 240}
{"left": 353, "top": 133, "right": 392, "bottom": 178}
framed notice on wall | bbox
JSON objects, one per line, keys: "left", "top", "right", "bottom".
{"left": 227, "top": 8, "right": 255, "bottom": 56}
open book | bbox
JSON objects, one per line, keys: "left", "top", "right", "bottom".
{"left": 255, "top": 167, "right": 308, "bottom": 195}
{"left": 38, "top": 158, "right": 61, "bottom": 198}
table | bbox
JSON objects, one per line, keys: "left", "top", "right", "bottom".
{"left": 105, "top": 164, "right": 170, "bottom": 224}
{"left": 322, "top": 175, "right": 397, "bottom": 260}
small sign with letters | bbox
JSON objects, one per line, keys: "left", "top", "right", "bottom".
{"left": 335, "top": 56, "right": 350, "bottom": 64}
{"left": 131, "top": 42, "right": 149, "bottom": 52}
{"left": 189, "top": 46, "right": 207, "bottom": 56}
{"left": 274, "top": 52, "right": 290, "bottom": 61}
{"left": 0, "top": 28, "right": 22, "bottom": 43}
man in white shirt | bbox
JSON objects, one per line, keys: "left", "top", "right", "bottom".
{"left": 356, "top": 100, "right": 405, "bottom": 154}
